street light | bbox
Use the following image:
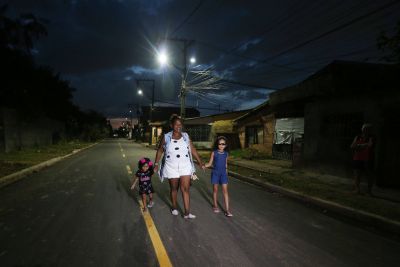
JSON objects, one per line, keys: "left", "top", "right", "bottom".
{"left": 136, "top": 79, "right": 155, "bottom": 122}
{"left": 157, "top": 38, "right": 195, "bottom": 119}
{"left": 129, "top": 109, "right": 133, "bottom": 138}
{"left": 157, "top": 50, "right": 168, "bottom": 66}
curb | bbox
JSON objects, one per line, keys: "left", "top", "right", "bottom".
{"left": 228, "top": 171, "right": 400, "bottom": 236}
{"left": 0, "top": 142, "right": 99, "bottom": 189}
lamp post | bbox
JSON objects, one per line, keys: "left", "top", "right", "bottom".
{"left": 158, "top": 38, "right": 195, "bottom": 119}
{"left": 129, "top": 109, "right": 133, "bottom": 139}
{"left": 136, "top": 79, "right": 155, "bottom": 122}
{"left": 136, "top": 79, "right": 155, "bottom": 145}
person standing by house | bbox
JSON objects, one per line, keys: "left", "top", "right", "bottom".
{"left": 350, "top": 123, "right": 374, "bottom": 195}
{"left": 205, "top": 136, "right": 233, "bottom": 217}
{"left": 153, "top": 114, "right": 205, "bottom": 219}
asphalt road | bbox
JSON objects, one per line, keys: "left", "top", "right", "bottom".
{"left": 1, "top": 139, "right": 399, "bottom": 267}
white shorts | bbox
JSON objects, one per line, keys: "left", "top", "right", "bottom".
{"left": 162, "top": 161, "right": 192, "bottom": 179}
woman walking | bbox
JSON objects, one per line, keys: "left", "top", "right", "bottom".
{"left": 154, "top": 114, "right": 205, "bottom": 219}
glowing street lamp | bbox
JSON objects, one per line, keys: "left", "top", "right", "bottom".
{"left": 137, "top": 89, "right": 143, "bottom": 95}
{"left": 157, "top": 51, "right": 168, "bottom": 66}
{"left": 156, "top": 39, "right": 195, "bottom": 119}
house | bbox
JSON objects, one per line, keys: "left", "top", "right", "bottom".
{"left": 233, "top": 102, "right": 274, "bottom": 155}
{"left": 142, "top": 106, "right": 200, "bottom": 145}
{"left": 232, "top": 99, "right": 305, "bottom": 159}
{"left": 269, "top": 60, "right": 400, "bottom": 186}
{"left": 183, "top": 110, "right": 250, "bottom": 149}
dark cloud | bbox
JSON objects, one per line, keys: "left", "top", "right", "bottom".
{"left": 4, "top": 0, "right": 400, "bottom": 116}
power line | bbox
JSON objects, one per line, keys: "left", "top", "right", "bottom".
{"left": 258, "top": 0, "right": 400, "bottom": 65}
{"left": 196, "top": 40, "right": 300, "bottom": 71}
{"left": 213, "top": 0, "right": 399, "bottom": 86}
{"left": 219, "top": 78, "right": 278, "bottom": 90}
{"left": 170, "top": 0, "right": 205, "bottom": 36}
{"left": 152, "top": 99, "right": 231, "bottom": 112}
{"left": 250, "top": 45, "right": 378, "bottom": 78}
{"left": 207, "top": 0, "right": 318, "bottom": 65}
{"left": 194, "top": 1, "right": 386, "bottom": 83}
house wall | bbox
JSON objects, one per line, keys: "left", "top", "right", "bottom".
{"left": 304, "top": 92, "right": 400, "bottom": 186}
{"left": 376, "top": 95, "right": 400, "bottom": 187}
{"left": 237, "top": 114, "right": 275, "bottom": 156}
{"left": 304, "top": 95, "right": 380, "bottom": 160}
{"left": 187, "top": 120, "right": 238, "bottom": 149}
{"left": 211, "top": 120, "right": 237, "bottom": 148}
{"left": 0, "top": 109, "right": 4, "bottom": 152}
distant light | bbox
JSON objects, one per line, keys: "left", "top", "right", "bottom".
{"left": 138, "top": 89, "right": 143, "bottom": 95}
{"left": 158, "top": 51, "right": 168, "bottom": 66}
{"left": 190, "top": 57, "right": 196, "bottom": 64}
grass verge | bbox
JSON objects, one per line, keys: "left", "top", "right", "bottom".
{"left": 0, "top": 141, "right": 94, "bottom": 177}
{"left": 229, "top": 164, "right": 400, "bottom": 222}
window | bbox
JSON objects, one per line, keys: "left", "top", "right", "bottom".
{"left": 321, "top": 113, "right": 363, "bottom": 143}
{"left": 186, "top": 125, "right": 211, "bottom": 141}
{"left": 246, "top": 126, "right": 263, "bottom": 146}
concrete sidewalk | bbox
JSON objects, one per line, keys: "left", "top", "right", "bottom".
{"left": 227, "top": 157, "right": 400, "bottom": 236}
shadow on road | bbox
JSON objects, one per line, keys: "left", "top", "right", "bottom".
{"left": 192, "top": 180, "right": 213, "bottom": 208}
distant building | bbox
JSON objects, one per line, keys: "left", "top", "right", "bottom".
{"left": 107, "top": 118, "right": 138, "bottom": 130}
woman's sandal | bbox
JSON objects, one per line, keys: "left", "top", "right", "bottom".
{"left": 213, "top": 207, "right": 220, "bottom": 213}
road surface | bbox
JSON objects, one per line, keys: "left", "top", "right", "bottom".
{"left": 1, "top": 139, "right": 399, "bottom": 266}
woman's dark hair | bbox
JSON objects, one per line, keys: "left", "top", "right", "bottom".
{"left": 213, "top": 136, "right": 229, "bottom": 151}
{"left": 169, "top": 114, "right": 183, "bottom": 125}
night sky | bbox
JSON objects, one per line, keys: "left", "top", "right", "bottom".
{"left": 3, "top": 0, "right": 400, "bottom": 117}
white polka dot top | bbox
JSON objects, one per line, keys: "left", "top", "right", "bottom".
{"left": 165, "top": 137, "right": 191, "bottom": 165}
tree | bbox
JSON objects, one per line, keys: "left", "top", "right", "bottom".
{"left": 377, "top": 21, "right": 400, "bottom": 63}
{"left": 0, "top": 4, "right": 47, "bottom": 54}
{"left": 0, "top": 5, "right": 74, "bottom": 122}
{"left": 0, "top": 5, "right": 107, "bottom": 142}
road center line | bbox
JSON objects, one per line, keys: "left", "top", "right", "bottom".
{"left": 139, "top": 201, "right": 173, "bottom": 267}
{"left": 125, "top": 164, "right": 173, "bottom": 267}
{"left": 126, "top": 165, "right": 132, "bottom": 175}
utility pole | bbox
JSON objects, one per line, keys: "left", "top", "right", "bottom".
{"left": 136, "top": 79, "right": 155, "bottom": 122}
{"left": 167, "top": 38, "right": 195, "bottom": 119}
{"left": 136, "top": 79, "right": 155, "bottom": 145}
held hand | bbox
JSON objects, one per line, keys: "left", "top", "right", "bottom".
{"left": 154, "top": 165, "right": 159, "bottom": 173}
{"left": 201, "top": 164, "right": 206, "bottom": 171}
